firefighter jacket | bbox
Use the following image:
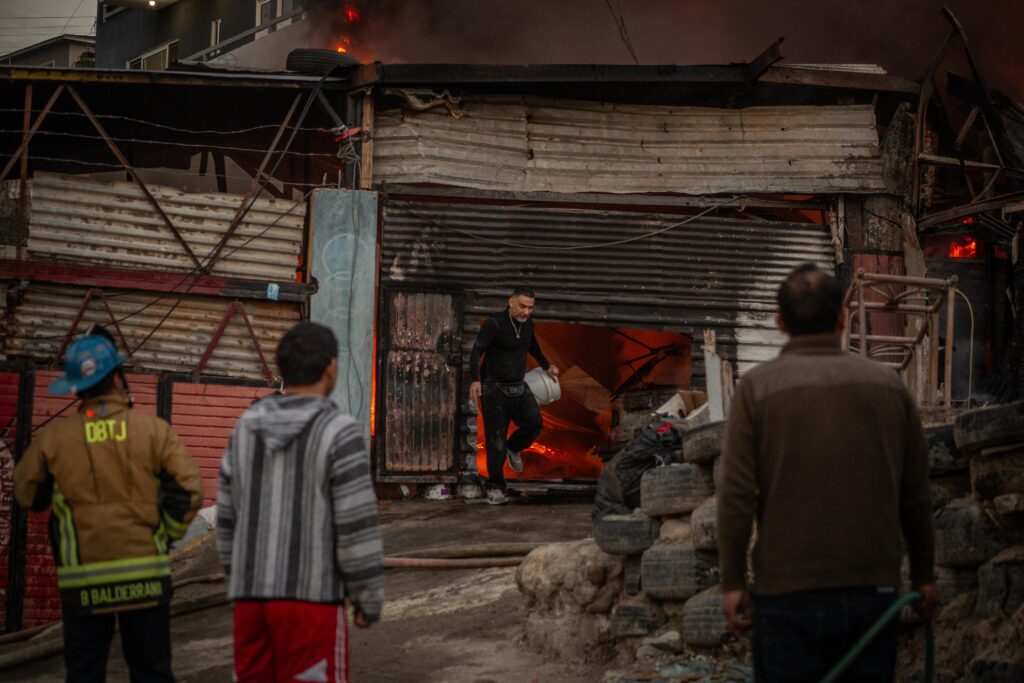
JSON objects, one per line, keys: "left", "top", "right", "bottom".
{"left": 14, "top": 390, "right": 203, "bottom": 615}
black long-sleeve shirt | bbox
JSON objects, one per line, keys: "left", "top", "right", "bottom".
{"left": 469, "top": 310, "right": 550, "bottom": 383}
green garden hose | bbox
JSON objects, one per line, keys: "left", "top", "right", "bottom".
{"left": 819, "top": 591, "right": 934, "bottom": 683}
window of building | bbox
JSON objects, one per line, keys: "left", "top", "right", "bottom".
{"left": 210, "top": 18, "right": 222, "bottom": 47}
{"left": 256, "top": 0, "right": 274, "bottom": 26}
{"left": 127, "top": 41, "right": 179, "bottom": 71}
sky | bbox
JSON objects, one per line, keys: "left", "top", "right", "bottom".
{"left": 0, "top": 0, "right": 95, "bottom": 57}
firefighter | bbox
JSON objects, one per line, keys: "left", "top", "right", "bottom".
{"left": 15, "top": 335, "right": 203, "bottom": 682}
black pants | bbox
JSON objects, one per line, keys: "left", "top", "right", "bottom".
{"left": 63, "top": 604, "right": 174, "bottom": 683}
{"left": 480, "top": 383, "right": 543, "bottom": 489}
{"left": 753, "top": 587, "right": 899, "bottom": 683}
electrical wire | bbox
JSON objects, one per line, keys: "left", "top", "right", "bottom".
{"left": 22, "top": 155, "right": 339, "bottom": 188}
{"left": 0, "top": 128, "right": 339, "bottom": 158}
{"left": 0, "top": 108, "right": 336, "bottom": 136}
{"left": 386, "top": 196, "right": 740, "bottom": 251}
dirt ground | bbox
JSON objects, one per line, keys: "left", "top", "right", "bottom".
{"left": 4, "top": 496, "right": 606, "bottom": 683}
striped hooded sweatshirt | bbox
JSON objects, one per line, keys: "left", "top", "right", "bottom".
{"left": 215, "top": 393, "right": 384, "bottom": 622}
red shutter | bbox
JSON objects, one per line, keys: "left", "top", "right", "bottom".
{"left": 170, "top": 383, "right": 271, "bottom": 506}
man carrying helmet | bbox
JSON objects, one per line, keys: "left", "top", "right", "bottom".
{"left": 14, "top": 333, "right": 203, "bottom": 682}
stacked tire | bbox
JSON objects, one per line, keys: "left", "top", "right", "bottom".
{"left": 636, "top": 421, "right": 729, "bottom": 648}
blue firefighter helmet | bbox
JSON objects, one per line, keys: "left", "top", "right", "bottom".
{"left": 50, "top": 335, "right": 124, "bottom": 396}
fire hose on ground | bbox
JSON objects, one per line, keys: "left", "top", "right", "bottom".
{"left": 0, "top": 561, "right": 934, "bottom": 679}
{"left": 0, "top": 543, "right": 536, "bottom": 671}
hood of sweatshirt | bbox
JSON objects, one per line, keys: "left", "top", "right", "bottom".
{"left": 239, "top": 392, "right": 337, "bottom": 451}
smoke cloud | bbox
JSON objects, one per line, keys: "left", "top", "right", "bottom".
{"left": 303, "top": 0, "right": 1024, "bottom": 98}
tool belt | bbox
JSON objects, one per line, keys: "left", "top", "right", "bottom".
{"left": 485, "top": 381, "right": 527, "bottom": 398}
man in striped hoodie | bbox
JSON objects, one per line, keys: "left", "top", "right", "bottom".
{"left": 216, "top": 322, "right": 384, "bottom": 683}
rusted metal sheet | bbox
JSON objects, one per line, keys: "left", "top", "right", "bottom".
{"left": 382, "top": 290, "right": 460, "bottom": 474}
{"left": 25, "top": 174, "right": 306, "bottom": 282}
{"left": 4, "top": 285, "right": 299, "bottom": 380}
{"left": 373, "top": 98, "right": 884, "bottom": 195}
{"left": 381, "top": 197, "right": 835, "bottom": 379}
{"left": 170, "top": 381, "right": 271, "bottom": 505}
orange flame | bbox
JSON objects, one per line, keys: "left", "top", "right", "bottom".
{"left": 950, "top": 236, "right": 978, "bottom": 259}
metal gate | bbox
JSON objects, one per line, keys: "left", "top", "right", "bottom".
{"left": 378, "top": 289, "right": 463, "bottom": 479}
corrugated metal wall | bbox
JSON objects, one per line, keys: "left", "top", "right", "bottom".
{"left": 380, "top": 198, "right": 834, "bottom": 379}
{"left": 373, "top": 97, "right": 884, "bottom": 195}
{"left": 26, "top": 174, "right": 306, "bottom": 282}
{"left": 169, "top": 382, "right": 271, "bottom": 506}
{"left": 4, "top": 285, "right": 298, "bottom": 380}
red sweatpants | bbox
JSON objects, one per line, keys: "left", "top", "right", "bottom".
{"left": 233, "top": 600, "right": 349, "bottom": 683}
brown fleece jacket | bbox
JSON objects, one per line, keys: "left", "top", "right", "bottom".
{"left": 717, "top": 333, "right": 934, "bottom": 595}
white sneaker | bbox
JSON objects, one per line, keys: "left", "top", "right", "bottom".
{"left": 506, "top": 450, "right": 524, "bottom": 473}
{"left": 486, "top": 488, "right": 509, "bottom": 505}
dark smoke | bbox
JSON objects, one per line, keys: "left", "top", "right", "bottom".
{"left": 303, "top": 0, "right": 1024, "bottom": 99}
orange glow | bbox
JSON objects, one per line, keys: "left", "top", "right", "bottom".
{"left": 950, "top": 236, "right": 978, "bottom": 259}
{"left": 335, "top": 45, "right": 348, "bottom": 53}
{"left": 370, "top": 334, "right": 377, "bottom": 437}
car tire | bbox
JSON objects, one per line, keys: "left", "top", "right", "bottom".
{"left": 971, "top": 448, "right": 1024, "bottom": 500}
{"left": 682, "top": 421, "right": 725, "bottom": 464}
{"left": 610, "top": 599, "right": 665, "bottom": 639}
{"left": 681, "top": 587, "right": 730, "bottom": 647}
{"left": 934, "top": 501, "right": 1005, "bottom": 569}
{"left": 640, "top": 545, "right": 717, "bottom": 601}
{"left": 976, "top": 546, "right": 1024, "bottom": 617}
{"left": 641, "top": 464, "right": 714, "bottom": 517}
{"left": 593, "top": 514, "right": 660, "bottom": 556}
{"left": 927, "top": 424, "right": 968, "bottom": 474}
{"left": 954, "top": 401, "right": 1024, "bottom": 453}
{"left": 690, "top": 497, "right": 718, "bottom": 552}
{"left": 286, "top": 48, "right": 360, "bottom": 75}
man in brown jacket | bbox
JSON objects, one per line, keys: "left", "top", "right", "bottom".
{"left": 718, "top": 263, "right": 937, "bottom": 682}
{"left": 15, "top": 334, "right": 202, "bottom": 682}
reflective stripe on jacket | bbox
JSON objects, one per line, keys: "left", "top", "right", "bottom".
{"left": 14, "top": 390, "right": 203, "bottom": 614}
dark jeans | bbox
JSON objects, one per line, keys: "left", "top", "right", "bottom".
{"left": 480, "top": 383, "right": 543, "bottom": 489}
{"left": 63, "top": 604, "right": 174, "bottom": 683}
{"left": 753, "top": 587, "right": 899, "bottom": 683}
